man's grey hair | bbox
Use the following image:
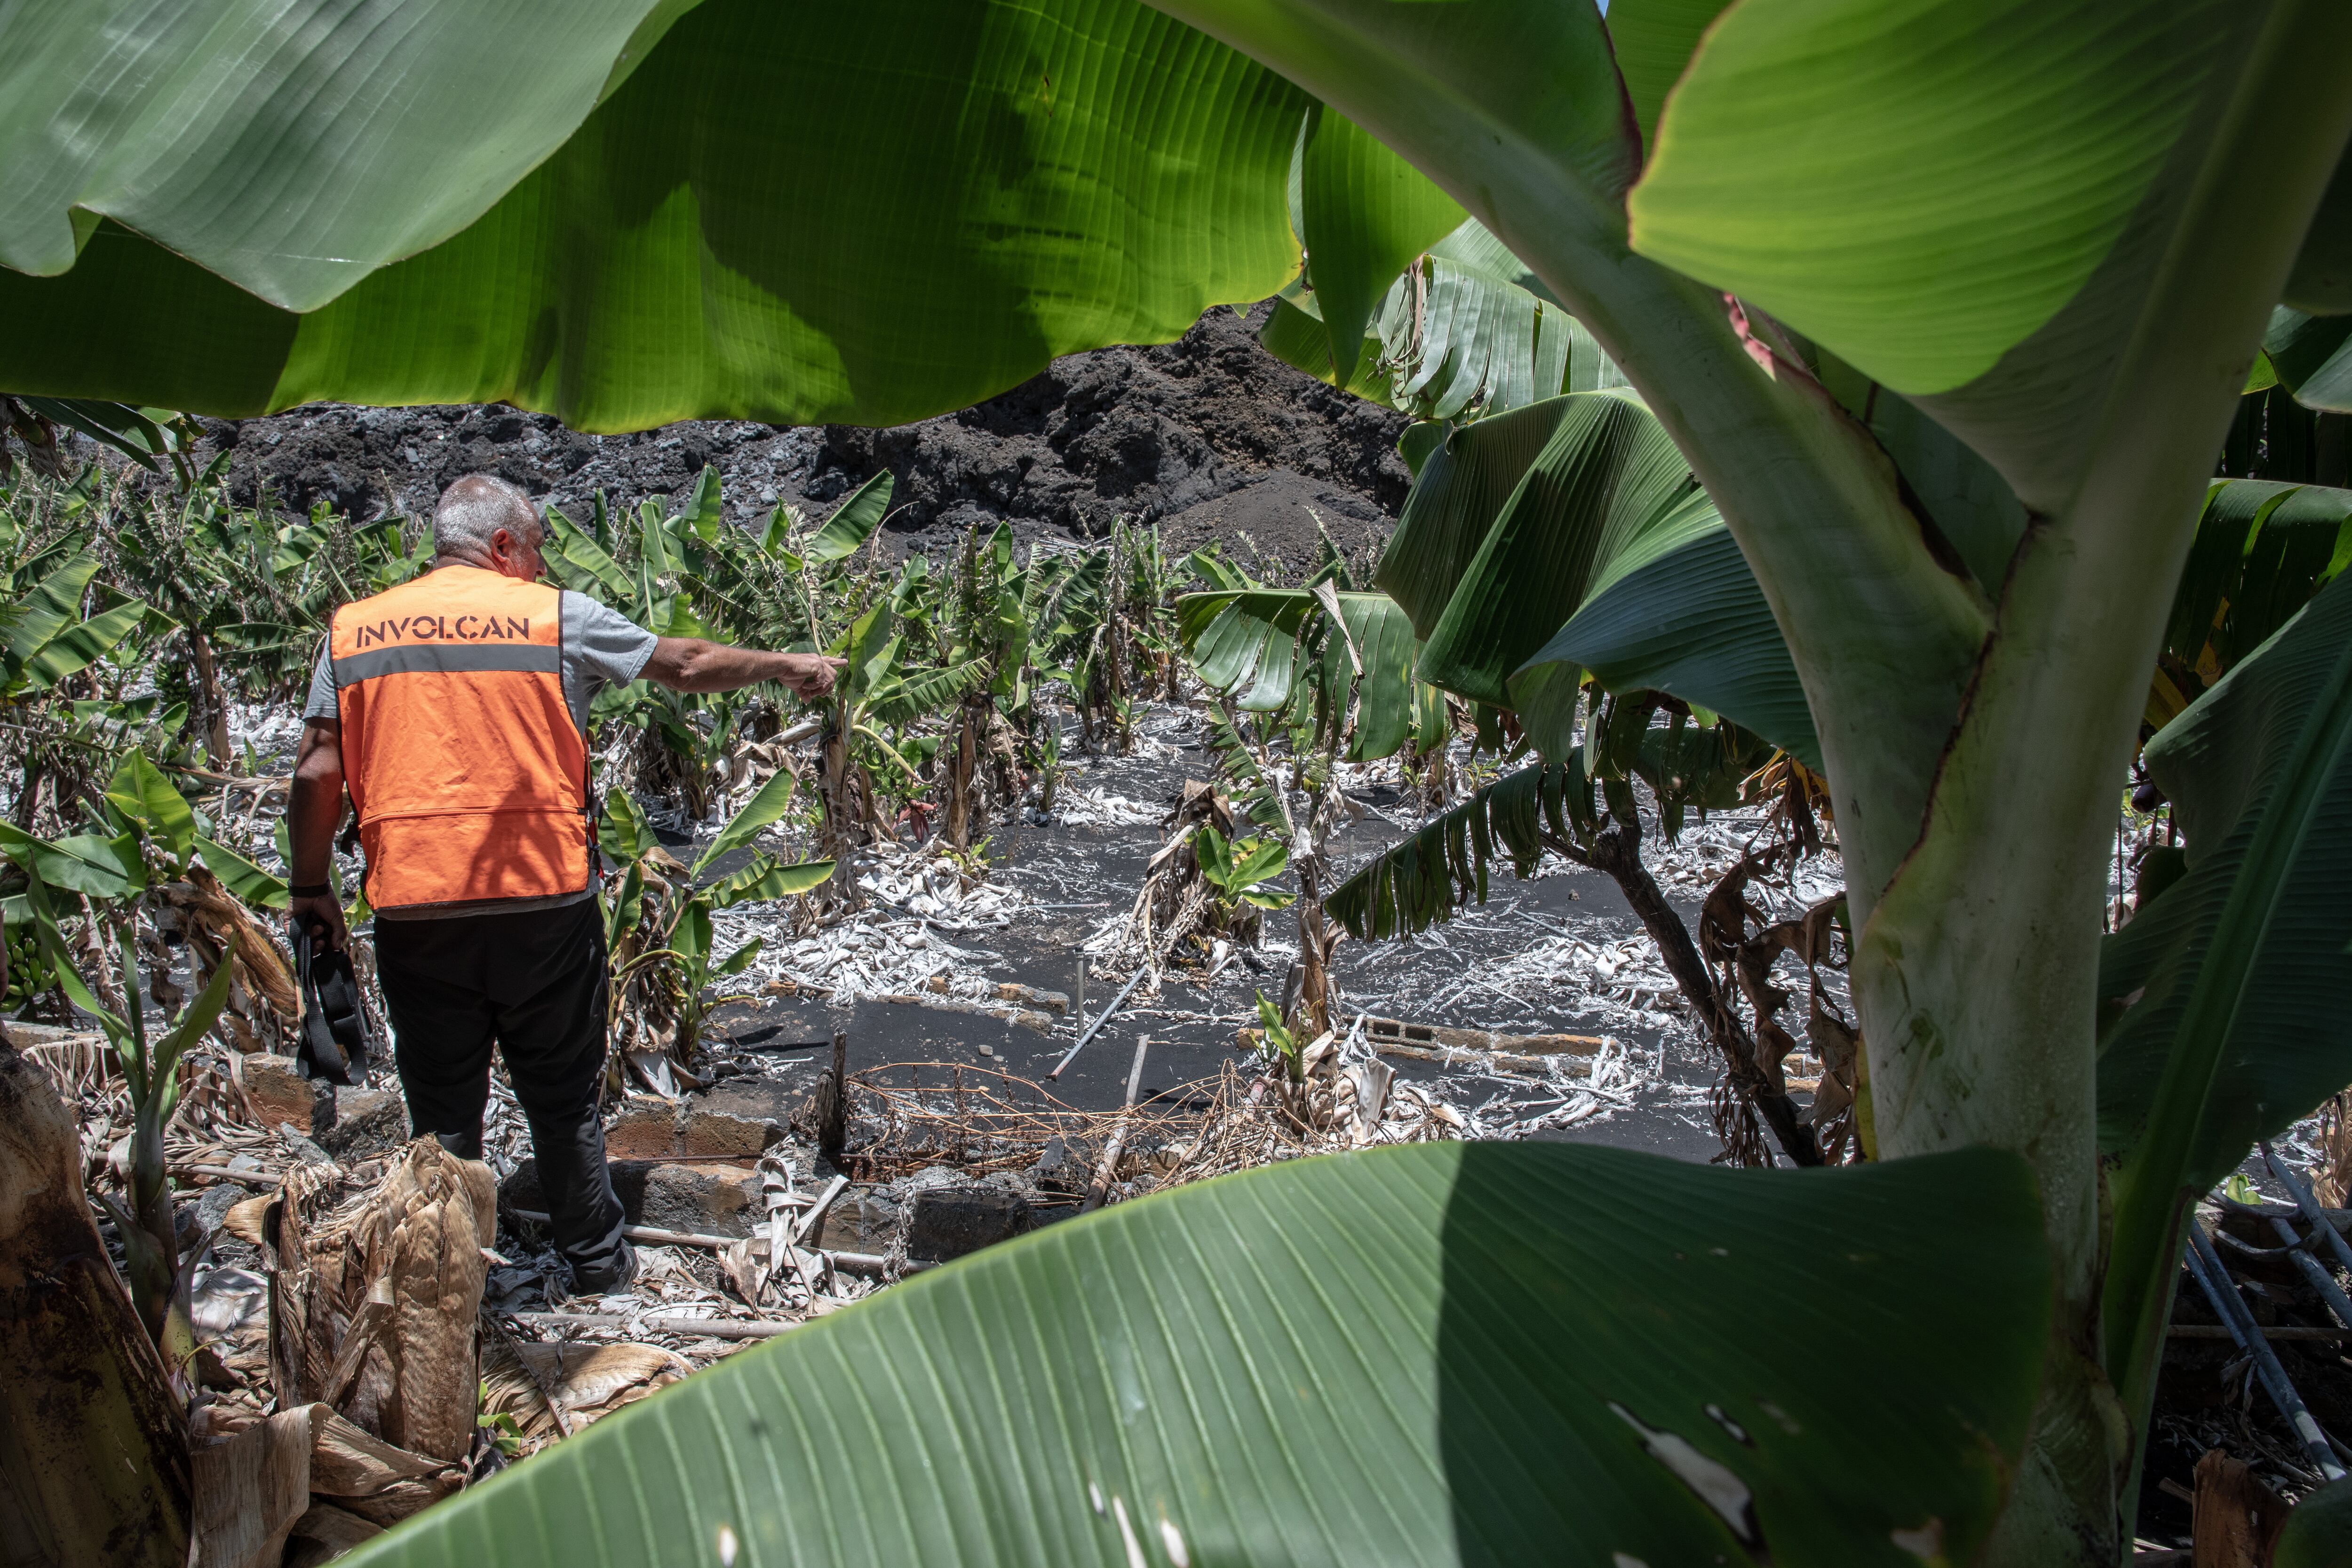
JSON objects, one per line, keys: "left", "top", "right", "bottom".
{"left": 433, "top": 473, "right": 540, "bottom": 557}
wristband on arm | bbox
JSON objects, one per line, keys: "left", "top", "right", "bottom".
{"left": 288, "top": 882, "right": 332, "bottom": 899}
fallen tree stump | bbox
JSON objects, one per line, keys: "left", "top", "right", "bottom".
{"left": 1359, "top": 1014, "right": 1603, "bottom": 1058}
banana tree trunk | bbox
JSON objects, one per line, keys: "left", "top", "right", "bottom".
{"left": 1292, "top": 859, "right": 1336, "bottom": 1040}
{"left": 947, "top": 705, "right": 977, "bottom": 852}
{"left": 185, "top": 625, "right": 231, "bottom": 768}
{"left": 0, "top": 1043, "right": 191, "bottom": 1567}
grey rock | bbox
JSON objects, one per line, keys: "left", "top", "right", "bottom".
{"left": 318, "top": 1086, "right": 409, "bottom": 1160}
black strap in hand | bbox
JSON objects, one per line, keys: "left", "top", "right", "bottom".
{"left": 291, "top": 919, "right": 372, "bottom": 1087}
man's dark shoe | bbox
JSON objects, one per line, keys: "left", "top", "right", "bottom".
{"left": 571, "top": 1238, "right": 636, "bottom": 1296}
{"left": 433, "top": 1128, "right": 484, "bottom": 1160}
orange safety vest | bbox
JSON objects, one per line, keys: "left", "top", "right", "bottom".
{"left": 329, "top": 567, "right": 591, "bottom": 911}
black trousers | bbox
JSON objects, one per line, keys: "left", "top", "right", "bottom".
{"left": 372, "top": 898, "right": 625, "bottom": 1282}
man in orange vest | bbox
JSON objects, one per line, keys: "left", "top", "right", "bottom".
{"left": 285, "top": 474, "right": 843, "bottom": 1294}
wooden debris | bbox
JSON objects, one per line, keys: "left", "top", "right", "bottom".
{"left": 504, "top": 1209, "right": 741, "bottom": 1250}
{"left": 510, "top": 1312, "right": 807, "bottom": 1341}
{"left": 1359, "top": 1014, "right": 1602, "bottom": 1058}
{"left": 2192, "top": 1449, "right": 2286, "bottom": 1567}
{"left": 817, "top": 1031, "right": 849, "bottom": 1167}
{"left": 875, "top": 989, "right": 1055, "bottom": 1032}
{"left": 922, "top": 974, "right": 1069, "bottom": 1013}
{"left": 1083, "top": 1036, "right": 1151, "bottom": 1214}
{"left": 795, "top": 1174, "right": 851, "bottom": 1246}
{"left": 1360, "top": 1038, "right": 1564, "bottom": 1079}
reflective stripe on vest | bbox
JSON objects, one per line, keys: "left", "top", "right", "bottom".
{"left": 330, "top": 567, "right": 589, "bottom": 911}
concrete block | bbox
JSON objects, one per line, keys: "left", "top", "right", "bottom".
{"left": 905, "top": 1186, "right": 1032, "bottom": 1262}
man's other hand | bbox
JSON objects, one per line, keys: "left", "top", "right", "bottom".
{"left": 290, "top": 893, "right": 348, "bottom": 953}
{"left": 783, "top": 653, "right": 848, "bottom": 699}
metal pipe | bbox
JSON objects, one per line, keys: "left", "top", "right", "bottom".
{"left": 1047, "top": 965, "right": 1149, "bottom": 1080}
{"left": 2265, "top": 1142, "right": 2352, "bottom": 1281}
{"left": 2185, "top": 1223, "right": 2346, "bottom": 1480}
{"left": 2264, "top": 1211, "right": 2352, "bottom": 1332}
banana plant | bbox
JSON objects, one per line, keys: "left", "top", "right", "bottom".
{"left": 0, "top": 749, "right": 241, "bottom": 1368}
{"left": 1192, "top": 822, "right": 1294, "bottom": 914}
{"left": 0, "top": 395, "right": 200, "bottom": 486}
{"left": 1176, "top": 561, "right": 1448, "bottom": 1038}
{"left": 934, "top": 525, "right": 1037, "bottom": 849}
{"left": 598, "top": 777, "right": 832, "bottom": 1079}
{"left": 1, "top": 547, "right": 169, "bottom": 703}
{"left": 38, "top": 883, "right": 239, "bottom": 1368}
{"left": 553, "top": 480, "right": 749, "bottom": 820}
{"left": 549, "top": 465, "right": 902, "bottom": 820}
{"left": 1265, "top": 214, "right": 1630, "bottom": 418}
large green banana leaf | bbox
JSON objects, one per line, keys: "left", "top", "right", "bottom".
{"left": 1316, "top": 588, "right": 1434, "bottom": 760}
{"left": 2264, "top": 306, "right": 2352, "bottom": 414}
{"left": 1263, "top": 218, "right": 1624, "bottom": 420}
{"left": 1417, "top": 390, "right": 1696, "bottom": 707}
{"left": 0, "top": 0, "right": 1309, "bottom": 429}
{"left": 1328, "top": 760, "right": 1596, "bottom": 940}
{"left": 804, "top": 472, "right": 897, "bottom": 565}
{"left": 345, "top": 1141, "right": 2048, "bottom": 1568}
{"left": 1174, "top": 589, "right": 1319, "bottom": 715}
{"left": 1372, "top": 388, "right": 1814, "bottom": 764}
{"left": 1328, "top": 711, "right": 1774, "bottom": 942}
{"left": 1630, "top": 0, "right": 2344, "bottom": 521}
{"left": 1378, "top": 398, "right": 1581, "bottom": 636}
{"left": 2163, "top": 478, "right": 2352, "bottom": 687}
{"left": 2, "top": 550, "right": 166, "bottom": 693}
{"left": 1605, "top": 0, "right": 1735, "bottom": 157}
{"left": 1176, "top": 585, "right": 1438, "bottom": 759}
{"left": 1297, "top": 107, "right": 1463, "bottom": 390}
{"left": 1523, "top": 499, "right": 1822, "bottom": 771}
{"left": 1631, "top": 0, "right": 2241, "bottom": 402}
{"left": 2098, "top": 568, "right": 2352, "bottom": 1432}
{"left": 14, "top": 397, "right": 187, "bottom": 475}
{"left": 2278, "top": 1474, "right": 2352, "bottom": 1566}
{"left": 0, "top": 0, "right": 687, "bottom": 310}
{"left": 1279, "top": 99, "right": 1618, "bottom": 416}
{"left": 1256, "top": 290, "right": 1396, "bottom": 402}
{"left": 1384, "top": 230, "right": 1618, "bottom": 420}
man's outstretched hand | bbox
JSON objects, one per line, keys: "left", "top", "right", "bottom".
{"left": 782, "top": 653, "right": 848, "bottom": 700}
{"left": 644, "top": 638, "right": 848, "bottom": 697}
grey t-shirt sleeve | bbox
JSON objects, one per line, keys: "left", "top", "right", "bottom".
{"left": 302, "top": 640, "right": 337, "bottom": 722}
{"left": 560, "top": 590, "right": 660, "bottom": 729}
